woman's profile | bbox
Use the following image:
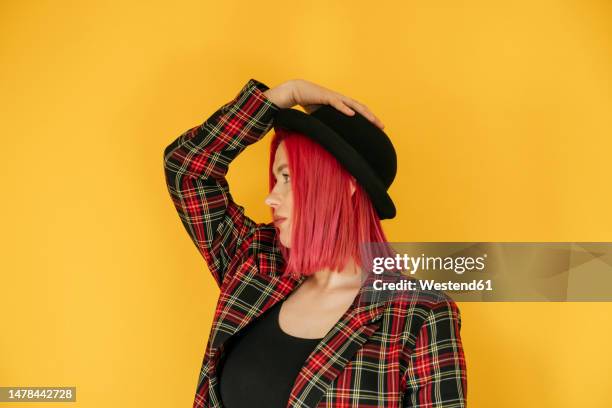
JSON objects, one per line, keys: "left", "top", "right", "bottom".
{"left": 163, "top": 78, "right": 467, "bottom": 407}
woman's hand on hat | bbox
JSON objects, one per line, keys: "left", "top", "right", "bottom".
{"left": 291, "top": 79, "right": 385, "bottom": 129}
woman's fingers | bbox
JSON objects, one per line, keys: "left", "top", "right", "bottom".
{"left": 294, "top": 79, "right": 385, "bottom": 129}
{"left": 331, "top": 98, "right": 355, "bottom": 115}
{"left": 341, "top": 98, "right": 385, "bottom": 129}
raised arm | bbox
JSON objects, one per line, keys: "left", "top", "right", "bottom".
{"left": 402, "top": 298, "right": 468, "bottom": 407}
{"left": 163, "top": 78, "right": 294, "bottom": 288}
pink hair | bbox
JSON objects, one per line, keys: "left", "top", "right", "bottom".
{"left": 269, "top": 127, "right": 395, "bottom": 279}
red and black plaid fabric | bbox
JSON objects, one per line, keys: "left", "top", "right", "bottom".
{"left": 163, "top": 79, "right": 467, "bottom": 407}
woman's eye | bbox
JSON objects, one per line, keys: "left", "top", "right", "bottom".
{"left": 282, "top": 173, "right": 290, "bottom": 183}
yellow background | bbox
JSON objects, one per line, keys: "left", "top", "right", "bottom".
{"left": 1, "top": 0, "right": 611, "bottom": 406}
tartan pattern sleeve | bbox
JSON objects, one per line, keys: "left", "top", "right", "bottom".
{"left": 163, "top": 78, "right": 280, "bottom": 289}
{"left": 402, "top": 298, "right": 467, "bottom": 407}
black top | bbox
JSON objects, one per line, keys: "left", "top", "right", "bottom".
{"left": 218, "top": 300, "right": 324, "bottom": 408}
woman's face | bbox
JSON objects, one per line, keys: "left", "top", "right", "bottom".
{"left": 265, "top": 141, "right": 293, "bottom": 247}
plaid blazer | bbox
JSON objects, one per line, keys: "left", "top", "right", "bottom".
{"left": 163, "top": 78, "right": 467, "bottom": 408}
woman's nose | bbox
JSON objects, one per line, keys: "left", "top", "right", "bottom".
{"left": 264, "top": 193, "right": 280, "bottom": 208}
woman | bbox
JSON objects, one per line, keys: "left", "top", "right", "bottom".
{"left": 163, "top": 78, "right": 467, "bottom": 407}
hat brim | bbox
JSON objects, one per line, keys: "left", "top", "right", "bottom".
{"left": 273, "top": 108, "right": 396, "bottom": 220}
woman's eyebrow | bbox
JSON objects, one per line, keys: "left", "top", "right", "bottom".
{"left": 275, "top": 163, "right": 288, "bottom": 173}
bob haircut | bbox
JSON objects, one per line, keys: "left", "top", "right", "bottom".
{"left": 269, "top": 127, "right": 395, "bottom": 280}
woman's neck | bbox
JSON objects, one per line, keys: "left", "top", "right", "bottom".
{"left": 306, "top": 257, "right": 364, "bottom": 292}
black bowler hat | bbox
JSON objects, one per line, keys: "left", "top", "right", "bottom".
{"left": 272, "top": 105, "right": 397, "bottom": 220}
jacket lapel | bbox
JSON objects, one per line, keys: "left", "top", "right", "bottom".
{"left": 286, "top": 273, "right": 396, "bottom": 408}
{"left": 209, "top": 261, "right": 307, "bottom": 351}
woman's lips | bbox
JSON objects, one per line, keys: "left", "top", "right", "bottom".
{"left": 274, "top": 218, "right": 286, "bottom": 226}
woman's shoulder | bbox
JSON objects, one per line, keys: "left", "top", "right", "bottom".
{"left": 383, "top": 286, "right": 462, "bottom": 340}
